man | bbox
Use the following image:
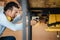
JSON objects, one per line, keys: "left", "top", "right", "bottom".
{"left": 0, "top": 2, "right": 23, "bottom": 40}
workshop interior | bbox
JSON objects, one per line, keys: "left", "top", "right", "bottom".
{"left": 0, "top": 0, "right": 60, "bottom": 40}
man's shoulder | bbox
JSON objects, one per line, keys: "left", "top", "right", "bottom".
{"left": 0, "top": 12, "right": 4, "bottom": 17}
{"left": 0, "top": 6, "right": 4, "bottom": 12}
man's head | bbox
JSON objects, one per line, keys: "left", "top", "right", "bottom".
{"left": 4, "top": 2, "right": 20, "bottom": 19}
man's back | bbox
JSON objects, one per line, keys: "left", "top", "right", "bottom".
{"left": 0, "top": 6, "right": 6, "bottom": 36}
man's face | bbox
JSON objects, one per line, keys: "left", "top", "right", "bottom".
{"left": 6, "top": 6, "right": 19, "bottom": 19}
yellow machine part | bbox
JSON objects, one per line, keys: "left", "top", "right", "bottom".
{"left": 45, "top": 27, "right": 60, "bottom": 31}
{"left": 49, "top": 14, "right": 60, "bottom": 24}
{"left": 46, "top": 14, "right": 60, "bottom": 31}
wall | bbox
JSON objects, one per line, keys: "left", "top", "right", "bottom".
{"left": 32, "top": 22, "right": 57, "bottom": 40}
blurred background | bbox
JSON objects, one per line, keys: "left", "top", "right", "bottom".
{"left": 0, "top": 0, "right": 60, "bottom": 40}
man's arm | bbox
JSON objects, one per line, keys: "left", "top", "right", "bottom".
{"left": 0, "top": 13, "right": 23, "bottom": 31}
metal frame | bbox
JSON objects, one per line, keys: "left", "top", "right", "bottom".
{"left": 17, "top": 0, "right": 32, "bottom": 40}
{"left": 21, "top": 0, "right": 27, "bottom": 40}
{"left": 18, "top": 0, "right": 27, "bottom": 40}
{"left": 27, "top": 0, "right": 32, "bottom": 40}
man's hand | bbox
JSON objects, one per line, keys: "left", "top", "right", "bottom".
{"left": 31, "top": 19, "right": 37, "bottom": 26}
